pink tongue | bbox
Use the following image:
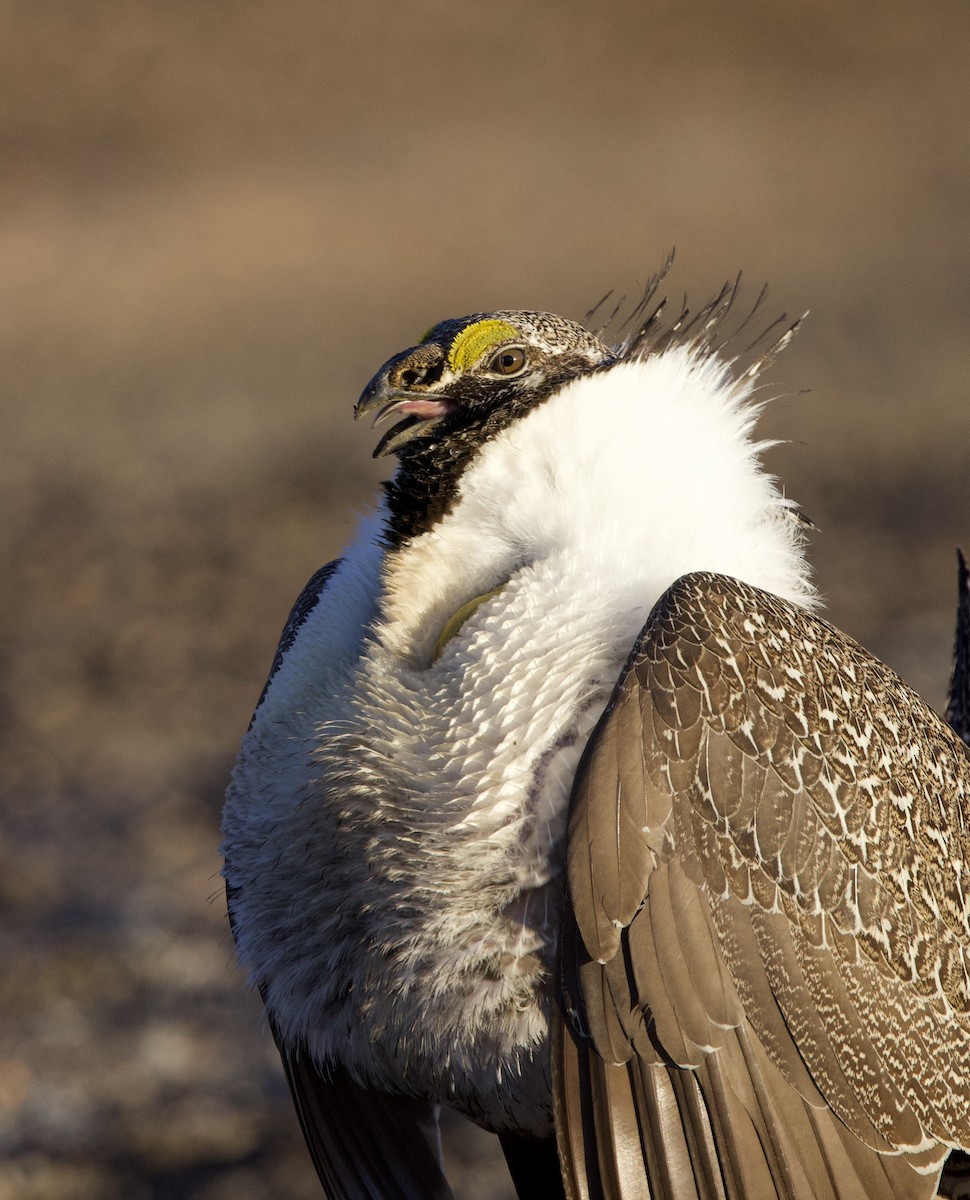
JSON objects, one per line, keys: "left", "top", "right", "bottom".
{"left": 393, "top": 398, "right": 454, "bottom": 420}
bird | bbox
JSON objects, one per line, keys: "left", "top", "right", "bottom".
{"left": 222, "top": 270, "right": 970, "bottom": 1200}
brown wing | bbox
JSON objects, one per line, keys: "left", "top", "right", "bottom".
{"left": 556, "top": 572, "right": 970, "bottom": 1200}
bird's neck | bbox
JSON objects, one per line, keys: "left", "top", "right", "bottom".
{"left": 376, "top": 347, "right": 816, "bottom": 666}
{"left": 381, "top": 364, "right": 611, "bottom": 547}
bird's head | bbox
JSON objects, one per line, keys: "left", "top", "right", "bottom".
{"left": 356, "top": 311, "right": 615, "bottom": 458}
{"left": 355, "top": 311, "right": 615, "bottom": 542}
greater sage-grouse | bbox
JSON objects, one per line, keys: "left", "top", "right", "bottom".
{"left": 222, "top": 277, "right": 970, "bottom": 1200}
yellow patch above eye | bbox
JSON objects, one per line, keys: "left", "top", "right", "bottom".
{"left": 447, "top": 319, "right": 520, "bottom": 371}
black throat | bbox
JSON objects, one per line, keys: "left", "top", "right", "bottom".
{"left": 380, "top": 360, "right": 610, "bottom": 548}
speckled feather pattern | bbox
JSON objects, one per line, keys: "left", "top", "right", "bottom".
{"left": 563, "top": 571, "right": 970, "bottom": 1194}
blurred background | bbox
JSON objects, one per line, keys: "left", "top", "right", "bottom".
{"left": 1, "top": 1, "right": 968, "bottom": 1196}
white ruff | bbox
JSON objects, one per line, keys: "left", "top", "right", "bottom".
{"left": 222, "top": 346, "right": 816, "bottom": 1133}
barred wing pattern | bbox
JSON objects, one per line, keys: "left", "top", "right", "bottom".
{"left": 557, "top": 572, "right": 970, "bottom": 1200}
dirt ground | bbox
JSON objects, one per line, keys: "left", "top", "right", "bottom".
{"left": 1, "top": 2, "right": 968, "bottom": 1196}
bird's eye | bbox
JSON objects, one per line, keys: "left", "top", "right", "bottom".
{"left": 488, "top": 345, "right": 527, "bottom": 376}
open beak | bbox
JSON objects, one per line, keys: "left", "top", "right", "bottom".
{"left": 355, "top": 348, "right": 458, "bottom": 458}
{"left": 354, "top": 386, "right": 456, "bottom": 458}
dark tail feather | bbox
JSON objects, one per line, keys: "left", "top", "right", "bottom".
{"left": 942, "top": 549, "right": 970, "bottom": 1200}
{"left": 277, "top": 1049, "right": 454, "bottom": 1200}
{"left": 499, "top": 1130, "right": 568, "bottom": 1200}
{"left": 945, "top": 548, "right": 970, "bottom": 746}
{"left": 940, "top": 1149, "right": 970, "bottom": 1198}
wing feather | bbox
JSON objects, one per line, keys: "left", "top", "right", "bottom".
{"left": 665, "top": 856, "right": 744, "bottom": 1033}
{"left": 569, "top": 686, "right": 670, "bottom": 964}
{"left": 557, "top": 571, "right": 970, "bottom": 1198}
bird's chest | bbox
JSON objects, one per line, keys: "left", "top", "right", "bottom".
{"left": 303, "top": 586, "right": 633, "bottom": 1128}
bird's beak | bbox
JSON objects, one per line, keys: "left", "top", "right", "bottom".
{"left": 355, "top": 348, "right": 457, "bottom": 458}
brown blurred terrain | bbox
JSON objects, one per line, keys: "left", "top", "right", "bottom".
{"left": 1, "top": 2, "right": 968, "bottom": 1196}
